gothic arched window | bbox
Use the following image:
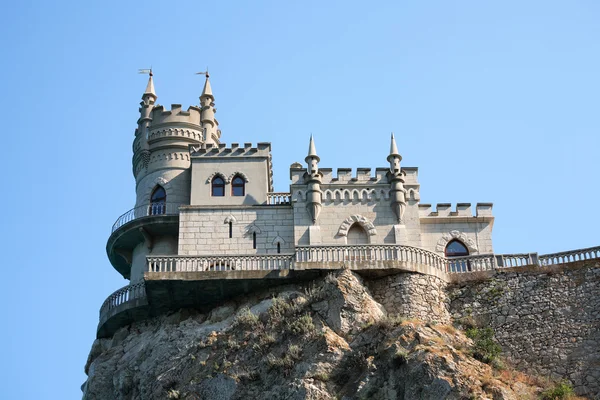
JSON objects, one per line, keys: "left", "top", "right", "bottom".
{"left": 445, "top": 240, "right": 469, "bottom": 257}
{"left": 231, "top": 175, "right": 245, "bottom": 196}
{"left": 212, "top": 176, "right": 225, "bottom": 197}
{"left": 150, "top": 186, "right": 166, "bottom": 215}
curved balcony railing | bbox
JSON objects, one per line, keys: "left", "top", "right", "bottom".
{"left": 295, "top": 244, "right": 448, "bottom": 271}
{"left": 111, "top": 202, "right": 182, "bottom": 233}
{"left": 98, "top": 282, "right": 146, "bottom": 325}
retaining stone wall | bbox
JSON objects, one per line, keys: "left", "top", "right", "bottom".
{"left": 367, "top": 272, "right": 451, "bottom": 324}
{"left": 448, "top": 261, "right": 600, "bottom": 398}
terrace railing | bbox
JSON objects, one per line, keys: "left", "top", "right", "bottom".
{"left": 143, "top": 245, "right": 600, "bottom": 276}
{"left": 147, "top": 254, "right": 295, "bottom": 273}
{"left": 539, "top": 246, "right": 600, "bottom": 266}
{"left": 111, "top": 202, "right": 182, "bottom": 233}
{"left": 266, "top": 192, "right": 291, "bottom": 205}
{"left": 295, "top": 244, "right": 447, "bottom": 271}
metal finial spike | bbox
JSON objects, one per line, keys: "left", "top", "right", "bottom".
{"left": 138, "top": 68, "right": 152, "bottom": 75}
{"left": 195, "top": 68, "right": 210, "bottom": 78}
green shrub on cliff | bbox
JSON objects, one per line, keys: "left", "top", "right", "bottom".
{"left": 541, "top": 380, "right": 575, "bottom": 399}
{"left": 465, "top": 327, "right": 501, "bottom": 364}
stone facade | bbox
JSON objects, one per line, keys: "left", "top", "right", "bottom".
{"left": 448, "top": 261, "right": 600, "bottom": 398}
{"left": 178, "top": 206, "right": 294, "bottom": 256}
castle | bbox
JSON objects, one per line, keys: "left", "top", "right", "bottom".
{"left": 100, "top": 72, "right": 596, "bottom": 338}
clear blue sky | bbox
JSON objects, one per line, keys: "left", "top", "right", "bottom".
{"left": 0, "top": 1, "right": 598, "bottom": 398}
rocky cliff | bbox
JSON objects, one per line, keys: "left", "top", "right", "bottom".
{"left": 83, "top": 270, "right": 572, "bottom": 399}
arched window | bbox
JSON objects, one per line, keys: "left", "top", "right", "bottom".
{"left": 347, "top": 223, "right": 368, "bottom": 245}
{"left": 231, "top": 175, "right": 245, "bottom": 196}
{"left": 445, "top": 239, "right": 470, "bottom": 272}
{"left": 445, "top": 240, "right": 469, "bottom": 257}
{"left": 150, "top": 186, "right": 166, "bottom": 215}
{"left": 212, "top": 176, "right": 225, "bottom": 197}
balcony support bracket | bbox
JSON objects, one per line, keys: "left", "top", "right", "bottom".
{"left": 139, "top": 227, "right": 154, "bottom": 250}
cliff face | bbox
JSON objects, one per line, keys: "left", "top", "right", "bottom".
{"left": 84, "top": 270, "right": 548, "bottom": 400}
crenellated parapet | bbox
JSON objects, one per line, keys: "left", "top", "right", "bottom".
{"left": 290, "top": 167, "right": 420, "bottom": 202}
{"left": 418, "top": 202, "right": 494, "bottom": 221}
{"left": 149, "top": 104, "right": 203, "bottom": 129}
{"left": 190, "top": 141, "right": 271, "bottom": 158}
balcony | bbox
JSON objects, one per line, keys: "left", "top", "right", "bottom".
{"left": 106, "top": 202, "right": 182, "bottom": 278}
{"left": 97, "top": 282, "right": 148, "bottom": 338}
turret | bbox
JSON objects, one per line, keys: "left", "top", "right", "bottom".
{"left": 199, "top": 71, "right": 221, "bottom": 144}
{"left": 387, "top": 133, "right": 407, "bottom": 223}
{"left": 133, "top": 71, "right": 156, "bottom": 177}
{"left": 305, "top": 135, "right": 322, "bottom": 223}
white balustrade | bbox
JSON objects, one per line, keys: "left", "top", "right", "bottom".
{"left": 266, "top": 192, "right": 291, "bottom": 205}
{"left": 147, "top": 254, "right": 295, "bottom": 273}
{"left": 295, "top": 244, "right": 447, "bottom": 271}
{"left": 538, "top": 246, "right": 600, "bottom": 266}
{"left": 143, "top": 245, "right": 600, "bottom": 277}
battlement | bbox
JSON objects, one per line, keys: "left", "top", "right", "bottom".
{"left": 190, "top": 142, "right": 272, "bottom": 158}
{"left": 150, "top": 104, "right": 202, "bottom": 127}
{"left": 290, "top": 166, "right": 419, "bottom": 185}
{"left": 419, "top": 202, "right": 493, "bottom": 218}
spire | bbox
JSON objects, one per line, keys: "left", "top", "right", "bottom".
{"left": 144, "top": 70, "right": 155, "bottom": 96}
{"left": 387, "top": 132, "right": 402, "bottom": 162}
{"left": 197, "top": 69, "right": 220, "bottom": 144}
{"left": 305, "top": 134, "right": 320, "bottom": 163}
{"left": 198, "top": 69, "right": 213, "bottom": 100}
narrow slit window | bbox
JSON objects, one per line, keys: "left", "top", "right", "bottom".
{"left": 277, "top": 243, "right": 281, "bottom": 254}
{"left": 229, "top": 221, "right": 233, "bottom": 238}
{"left": 253, "top": 232, "right": 257, "bottom": 249}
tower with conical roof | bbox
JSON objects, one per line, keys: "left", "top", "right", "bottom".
{"left": 387, "top": 133, "right": 407, "bottom": 224}
{"left": 305, "top": 135, "right": 323, "bottom": 225}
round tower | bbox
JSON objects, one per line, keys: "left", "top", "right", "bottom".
{"left": 108, "top": 72, "right": 222, "bottom": 282}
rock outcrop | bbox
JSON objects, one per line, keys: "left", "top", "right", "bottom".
{"left": 83, "top": 270, "right": 551, "bottom": 399}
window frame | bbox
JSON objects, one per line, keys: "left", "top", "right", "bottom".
{"left": 231, "top": 175, "right": 245, "bottom": 196}
{"left": 211, "top": 176, "right": 225, "bottom": 197}
{"left": 444, "top": 239, "right": 469, "bottom": 257}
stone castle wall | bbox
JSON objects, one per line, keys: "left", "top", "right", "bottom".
{"left": 447, "top": 261, "right": 600, "bottom": 398}
{"left": 367, "top": 272, "right": 451, "bottom": 324}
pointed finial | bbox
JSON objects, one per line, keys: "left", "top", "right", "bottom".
{"left": 196, "top": 68, "right": 213, "bottom": 98}
{"left": 387, "top": 132, "right": 402, "bottom": 163}
{"left": 305, "top": 134, "right": 320, "bottom": 163}
{"left": 139, "top": 68, "right": 156, "bottom": 96}
{"left": 390, "top": 132, "right": 400, "bottom": 156}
